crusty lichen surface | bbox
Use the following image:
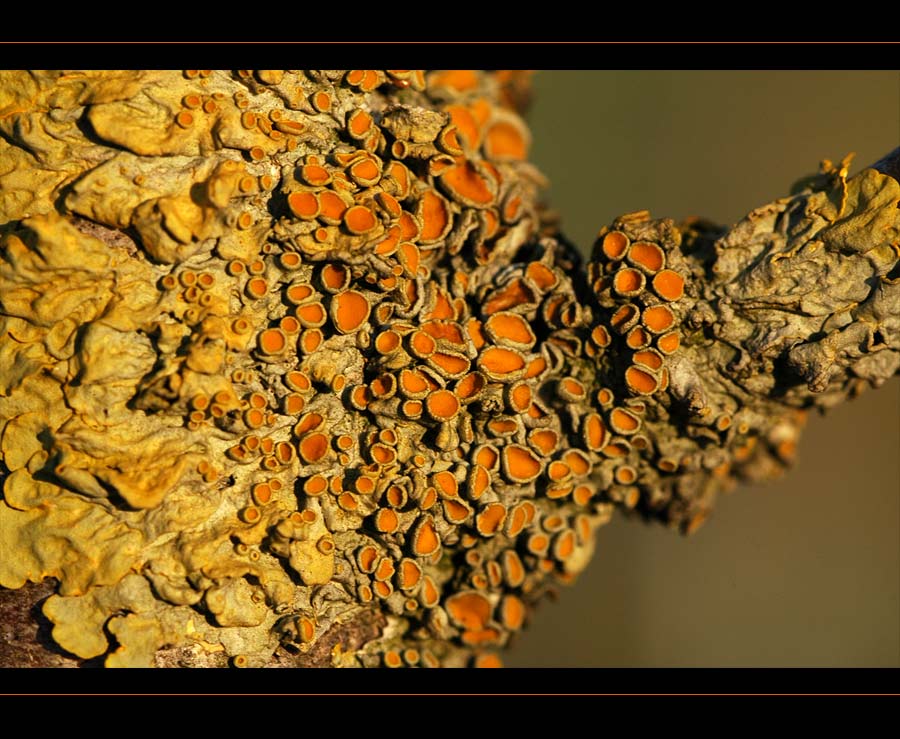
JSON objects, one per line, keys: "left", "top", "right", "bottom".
{"left": 0, "top": 70, "right": 897, "bottom": 668}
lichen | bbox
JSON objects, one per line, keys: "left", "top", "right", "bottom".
{"left": 0, "top": 70, "right": 897, "bottom": 668}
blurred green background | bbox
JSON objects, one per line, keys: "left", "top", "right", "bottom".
{"left": 503, "top": 70, "right": 900, "bottom": 667}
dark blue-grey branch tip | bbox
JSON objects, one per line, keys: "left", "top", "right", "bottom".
{"left": 871, "top": 147, "right": 900, "bottom": 181}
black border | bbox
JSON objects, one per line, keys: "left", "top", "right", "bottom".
{"left": 0, "top": 40, "right": 899, "bottom": 71}
{"left": 1, "top": 665, "right": 899, "bottom": 695}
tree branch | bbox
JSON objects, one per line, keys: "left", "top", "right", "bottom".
{"left": 0, "top": 70, "right": 896, "bottom": 669}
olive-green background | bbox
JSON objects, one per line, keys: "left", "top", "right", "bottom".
{"left": 504, "top": 71, "right": 900, "bottom": 667}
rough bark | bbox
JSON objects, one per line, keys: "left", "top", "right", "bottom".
{"left": 0, "top": 70, "right": 897, "bottom": 669}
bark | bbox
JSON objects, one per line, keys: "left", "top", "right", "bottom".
{"left": 0, "top": 71, "right": 897, "bottom": 669}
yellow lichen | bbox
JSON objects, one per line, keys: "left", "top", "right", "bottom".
{"left": 0, "top": 68, "right": 802, "bottom": 670}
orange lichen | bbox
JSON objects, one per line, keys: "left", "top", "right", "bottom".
{"left": 440, "top": 161, "right": 495, "bottom": 207}
{"left": 432, "top": 471, "right": 459, "bottom": 499}
{"left": 525, "top": 428, "right": 557, "bottom": 457}
{"left": 357, "top": 546, "right": 379, "bottom": 574}
{"left": 398, "top": 368, "right": 430, "bottom": 398}
{"left": 601, "top": 231, "right": 629, "bottom": 260}
{"left": 246, "top": 277, "right": 268, "bottom": 300}
{"left": 543, "top": 514, "right": 565, "bottom": 532}
{"left": 349, "top": 157, "right": 381, "bottom": 188}
{"left": 642, "top": 305, "right": 675, "bottom": 333}
{"left": 354, "top": 475, "right": 376, "bottom": 496}
{"left": 409, "top": 330, "right": 436, "bottom": 359}
{"left": 553, "top": 529, "right": 577, "bottom": 560}
{"left": 304, "top": 475, "right": 328, "bottom": 496}
{"left": 397, "top": 559, "right": 422, "bottom": 591}
{"left": 497, "top": 595, "right": 525, "bottom": 631}
{"left": 526, "top": 533, "right": 550, "bottom": 556}
{"left": 285, "top": 283, "right": 314, "bottom": 305}
{"left": 418, "top": 190, "right": 452, "bottom": 244}
{"left": 296, "top": 302, "right": 327, "bottom": 328}
{"left": 559, "top": 377, "right": 587, "bottom": 401}
{"left": 562, "top": 450, "right": 591, "bottom": 477}
{"left": 507, "top": 382, "right": 533, "bottom": 413}
{"left": 360, "top": 70, "right": 381, "bottom": 92}
{"left": 369, "top": 444, "right": 395, "bottom": 466}
{"left": 475, "top": 504, "right": 507, "bottom": 537}
{"left": 310, "top": 90, "right": 332, "bottom": 113}
{"left": 501, "top": 444, "right": 542, "bottom": 483}
{"left": 319, "top": 264, "right": 349, "bottom": 293}
{"left": 652, "top": 269, "right": 685, "bottom": 302}
{"left": 455, "top": 372, "right": 486, "bottom": 402}
{"left": 658, "top": 367, "right": 670, "bottom": 392}
{"left": 478, "top": 347, "right": 526, "bottom": 379}
{"left": 446, "top": 591, "right": 491, "bottom": 631}
{"left": 299, "top": 329, "right": 323, "bottom": 354}
{"left": 583, "top": 413, "right": 608, "bottom": 451}
{"left": 486, "top": 561, "right": 502, "bottom": 588}
{"left": 258, "top": 328, "right": 287, "bottom": 355}
{"left": 430, "top": 69, "right": 480, "bottom": 93}
{"left": 338, "top": 492, "right": 360, "bottom": 512}
{"left": 603, "top": 439, "right": 631, "bottom": 458}
{"left": 483, "top": 119, "right": 529, "bottom": 162}
{"left": 317, "top": 191, "right": 349, "bottom": 224}
{"left": 420, "top": 576, "right": 440, "bottom": 609}
{"left": 482, "top": 278, "right": 536, "bottom": 314}
{"left": 487, "top": 418, "right": 518, "bottom": 436}
{"left": 298, "top": 433, "right": 330, "bottom": 463}
{"left": 657, "top": 330, "right": 681, "bottom": 355}
{"left": 347, "top": 109, "right": 374, "bottom": 139}
{"left": 279, "top": 316, "right": 301, "bottom": 335}
{"left": 633, "top": 349, "right": 664, "bottom": 371}
{"left": 610, "top": 303, "right": 639, "bottom": 334}
{"left": 375, "top": 191, "right": 403, "bottom": 220}
{"left": 610, "top": 407, "right": 641, "bottom": 434}
{"left": 625, "top": 365, "right": 660, "bottom": 395}
{"left": 485, "top": 312, "right": 535, "bottom": 348}
{"left": 470, "top": 445, "right": 498, "bottom": 472}
{"left": 464, "top": 319, "right": 486, "bottom": 350}
{"left": 418, "top": 486, "right": 437, "bottom": 510}
{"left": 244, "top": 408, "right": 266, "bottom": 429}
{"left": 437, "top": 125, "right": 464, "bottom": 157}
{"left": 240, "top": 506, "right": 261, "bottom": 524}
{"left": 573, "top": 485, "right": 595, "bottom": 507}
{"left": 613, "top": 267, "right": 645, "bottom": 296}
{"left": 251, "top": 483, "right": 273, "bottom": 506}
{"left": 626, "top": 326, "right": 651, "bottom": 350}
{"left": 628, "top": 241, "right": 666, "bottom": 273}
{"left": 591, "top": 325, "right": 611, "bottom": 348}
{"left": 467, "top": 465, "right": 491, "bottom": 501}
{"left": 547, "top": 460, "right": 570, "bottom": 482}
{"left": 447, "top": 104, "right": 481, "bottom": 151}
{"left": 175, "top": 110, "right": 194, "bottom": 129}
{"left": 288, "top": 191, "right": 320, "bottom": 222}
{"left": 285, "top": 371, "right": 312, "bottom": 395}
{"left": 370, "top": 373, "right": 396, "bottom": 399}
{"left": 331, "top": 290, "right": 370, "bottom": 334}
{"left": 615, "top": 465, "right": 637, "bottom": 485}
{"left": 428, "top": 351, "right": 470, "bottom": 378}
{"left": 410, "top": 516, "right": 441, "bottom": 557}
{"left": 502, "top": 550, "right": 526, "bottom": 588}
{"left": 373, "top": 581, "right": 393, "bottom": 598}
{"left": 443, "top": 498, "right": 471, "bottom": 524}
{"left": 383, "top": 650, "right": 403, "bottom": 668}
{"left": 344, "top": 205, "right": 378, "bottom": 235}
{"left": 374, "top": 557, "right": 396, "bottom": 582}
